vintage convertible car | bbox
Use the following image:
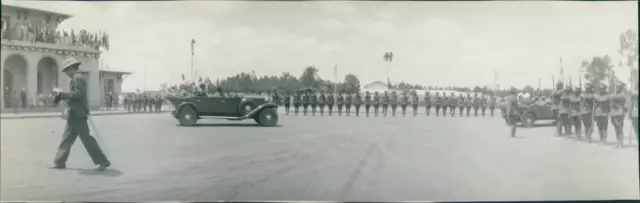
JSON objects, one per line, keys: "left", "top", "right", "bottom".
{"left": 166, "top": 93, "right": 279, "bottom": 126}
{"left": 501, "top": 97, "right": 556, "bottom": 128}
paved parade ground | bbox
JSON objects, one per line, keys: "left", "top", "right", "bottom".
{"left": 1, "top": 110, "right": 638, "bottom": 201}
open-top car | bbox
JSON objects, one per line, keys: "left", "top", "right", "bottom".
{"left": 166, "top": 93, "right": 279, "bottom": 126}
{"left": 500, "top": 97, "right": 556, "bottom": 127}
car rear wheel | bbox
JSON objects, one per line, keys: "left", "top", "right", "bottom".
{"left": 178, "top": 106, "right": 198, "bottom": 126}
{"left": 522, "top": 112, "right": 535, "bottom": 128}
{"left": 258, "top": 108, "right": 278, "bottom": 127}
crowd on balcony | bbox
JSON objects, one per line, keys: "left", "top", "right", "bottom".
{"left": 1, "top": 20, "right": 110, "bottom": 51}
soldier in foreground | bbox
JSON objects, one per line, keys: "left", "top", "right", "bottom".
{"left": 551, "top": 82, "right": 564, "bottom": 136}
{"left": 318, "top": 92, "right": 326, "bottom": 116}
{"left": 302, "top": 92, "right": 309, "bottom": 116}
{"left": 412, "top": 91, "right": 419, "bottom": 116}
{"left": 424, "top": 91, "right": 432, "bottom": 116}
{"left": 310, "top": 92, "right": 318, "bottom": 116}
{"left": 506, "top": 88, "right": 520, "bottom": 138}
{"left": 373, "top": 92, "right": 380, "bottom": 116}
{"left": 434, "top": 92, "right": 442, "bottom": 116}
{"left": 570, "top": 87, "right": 583, "bottom": 140}
{"left": 594, "top": 85, "right": 610, "bottom": 143}
{"left": 560, "top": 86, "right": 573, "bottom": 137}
{"left": 326, "top": 91, "right": 334, "bottom": 116}
{"left": 458, "top": 93, "right": 465, "bottom": 117}
{"left": 337, "top": 92, "right": 344, "bottom": 116}
{"left": 480, "top": 94, "right": 487, "bottom": 117}
{"left": 580, "top": 84, "right": 595, "bottom": 143}
{"left": 354, "top": 92, "right": 362, "bottom": 116}
{"left": 449, "top": 92, "right": 457, "bottom": 117}
{"left": 466, "top": 93, "right": 472, "bottom": 117}
{"left": 284, "top": 92, "right": 291, "bottom": 115}
{"left": 400, "top": 91, "right": 408, "bottom": 116}
{"left": 610, "top": 82, "right": 627, "bottom": 148}
{"left": 293, "top": 92, "right": 301, "bottom": 116}
{"left": 629, "top": 83, "right": 638, "bottom": 141}
{"left": 382, "top": 91, "right": 389, "bottom": 116}
{"left": 364, "top": 91, "right": 372, "bottom": 117}
{"left": 488, "top": 95, "right": 496, "bottom": 117}
{"left": 345, "top": 92, "right": 353, "bottom": 116}
{"left": 473, "top": 93, "right": 480, "bottom": 117}
{"left": 390, "top": 91, "right": 398, "bottom": 116}
{"left": 50, "top": 58, "right": 111, "bottom": 171}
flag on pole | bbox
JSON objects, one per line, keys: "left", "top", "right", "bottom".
{"left": 191, "top": 39, "right": 196, "bottom": 56}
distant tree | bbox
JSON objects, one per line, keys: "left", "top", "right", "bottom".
{"left": 300, "top": 66, "right": 319, "bottom": 88}
{"left": 343, "top": 73, "right": 361, "bottom": 93}
{"left": 583, "top": 55, "right": 614, "bottom": 85}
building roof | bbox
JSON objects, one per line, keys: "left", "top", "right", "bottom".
{"left": 2, "top": 4, "right": 73, "bottom": 21}
{"left": 363, "top": 81, "right": 388, "bottom": 89}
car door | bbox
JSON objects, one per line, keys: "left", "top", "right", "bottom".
{"left": 531, "top": 99, "right": 553, "bottom": 119}
{"left": 194, "top": 96, "right": 219, "bottom": 114}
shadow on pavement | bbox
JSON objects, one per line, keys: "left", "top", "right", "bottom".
{"left": 66, "top": 168, "right": 124, "bottom": 177}
{"left": 186, "top": 123, "right": 284, "bottom": 128}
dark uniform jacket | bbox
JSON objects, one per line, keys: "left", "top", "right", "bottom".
{"left": 59, "top": 74, "right": 89, "bottom": 120}
{"left": 365, "top": 94, "right": 372, "bottom": 105}
{"left": 337, "top": 95, "right": 344, "bottom": 105}
{"left": 570, "top": 95, "right": 582, "bottom": 116}
{"left": 284, "top": 95, "right": 291, "bottom": 105}
{"left": 354, "top": 95, "right": 362, "bottom": 105}
{"left": 412, "top": 95, "right": 419, "bottom": 106}
{"left": 373, "top": 95, "right": 380, "bottom": 105}
{"left": 610, "top": 93, "right": 626, "bottom": 117}
{"left": 631, "top": 91, "right": 638, "bottom": 118}
{"left": 560, "top": 94, "right": 572, "bottom": 114}
{"left": 381, "top": 94, "right": 389, "bottom": 104}
{"left": 345, "top": 94, "right": 352, "bottom": 105}
{"left": 318, "top": 94, "right": 326, "bottom": 105}
{"left": 310, "top": 94, "right": 317, "bottom": 105}
{"left": 581, "top": 92, "right": 594, "bottom": 114}
{"left": 400, "top": 95, "right": 408, "bottom": 105}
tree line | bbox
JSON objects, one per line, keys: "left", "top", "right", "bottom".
{"left": 165, "top": 29, "right": 637, "bottom": 97}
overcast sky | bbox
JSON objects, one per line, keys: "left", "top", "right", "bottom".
{"left": 4, "top": 0, "right": 638, "bottom": 91}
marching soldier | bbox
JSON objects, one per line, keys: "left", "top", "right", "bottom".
{"left": 411, "top": 91, "right": 419, "bottom": 116}
{"left": 318, "top": 92, "right": 326, "bottom": 116}
{"left": 284, "top": 92, "right": 291, "bottom": 115}
{"left": 570, "top": 87, "right": 583, "bottom": 140}
{"left": 390, "top": 91, "right": 398, "bottom": 116}
{"left": 345, "top": 92, "right": 353, "bottom": 116}
{"left": 400, "top": 91, "right": 408, "bottom": 116}
{"left": 506, "top": 88, "right": 520, "bottom": 138}
{"left": 629, "top": 83, "right": 638, "bottom": 141}
{"left": 310, "top": 92, "right": 318, "bottom": 116}
{"left": 302, "top": 92, "right": 309, "bottom": 116}
{"left": 449, "top": 92, "right": 457, "bottom": 117}
{"left": 488, "top": 95, "right": 496, "bottom": 117}
{"left": 480, "top": 94, "right": 487, "bottom": 117}
{"left": 594, "top": 85, "right": 610, "bottom": 144}
{"left": 441, "top": 93, "right": 448, "bottom": 117}
{"left": 373, "top": 92, "right": 380, "bottom": 116}
{"left": 327, "top": 91, "right": 334, "bottom": 116}
{"left": 560, "top": 86, "right": 573, "bottom": 138}
{"left": 434, "top": 92, "right": 442, "bottom": 116}
{"left": 424, "top": 91, "right": 432, "bottom": 116}
{"left": 337, "top": 92, "right": 344, "bottom": 116}
{"left": 458, "top": 93, "right": 465, "bottom": 117}
{"left": 293, "top": 92, "right": 301, "bottom": 116}
{"left": 552, "top": 82, "right": 564, "bottom": 136}
{"left": 354, "top": 92, "right": 363, "bottom": 116}
{"left": 581, "top": 84, "right": 596, "bottom": 143}
{"left": 365, "top": 91, "right": 372, "bottom": 117}
{"left": 382, "top": 91, "right": 389, "bottom": 116}
{"left": 466, "top": 93, "right": 472, "bottom": 117}
{"left": 610, "top": 82, "right": 627, "bottom": 148}
{"left": 473, "top": 93, "right": 481, "bottom": 117}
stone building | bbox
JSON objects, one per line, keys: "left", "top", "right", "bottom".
{"left": 1, "top": 4, "right": 130, "bottom": 109}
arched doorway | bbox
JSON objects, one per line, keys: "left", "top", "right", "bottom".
{"left": 36, "top": 57, "right": 58, "bottom": 97}
{"left": 3, "top": 54, "right": 28, "bottom": 108}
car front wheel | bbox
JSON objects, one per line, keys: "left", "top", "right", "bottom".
{"left": 178, "top": 106, "right": 198, "bottom": 126}
{"left": 258, "top": 108, "right": 278, "bottom": 127}
{"left": 522, "top": 112, "right": 535, "bottom": 128}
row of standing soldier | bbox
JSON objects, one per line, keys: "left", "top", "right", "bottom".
{"left": 275, "top": 90, "right": 497, "bottom": 117}
{"left": 549, "top": 81, "right": 638, "bottom": 148}
{"left": 123, "top": 93, "right": 165, "bottom": 113}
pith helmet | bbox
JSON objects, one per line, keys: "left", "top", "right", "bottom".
{"left": 61, "top": 57, "right": 82, "bottom": 72}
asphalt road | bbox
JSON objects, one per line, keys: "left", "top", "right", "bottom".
{"left": 1, "top": 109, "right": 638, "bottom": 201}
